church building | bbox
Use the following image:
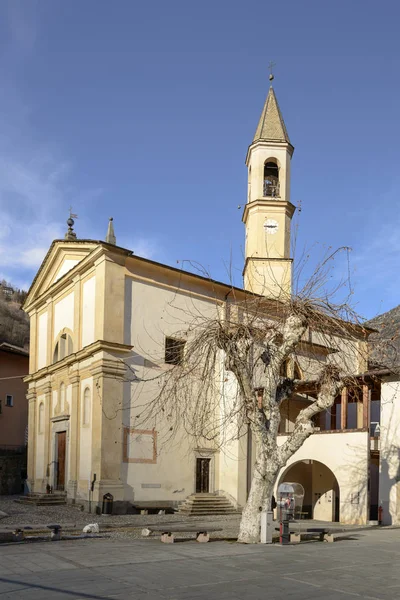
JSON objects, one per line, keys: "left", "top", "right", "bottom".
{"left": 23, "top": 83, "right": 400, "bottom": 526}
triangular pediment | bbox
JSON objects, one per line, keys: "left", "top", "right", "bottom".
{"left": 24, "top": 240, "right": 100, "bottom": 311}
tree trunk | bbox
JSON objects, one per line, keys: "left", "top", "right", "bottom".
{"left": 262, "top": 466, "right": 280, "bottom": 511}
{"left": 237, "top": 454, "right": 266, "bottom": 543}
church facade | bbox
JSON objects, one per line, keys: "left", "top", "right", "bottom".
{"left": 23, "top": 85, "right": 399, "bottom": 526}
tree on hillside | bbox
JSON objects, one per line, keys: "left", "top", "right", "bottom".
{"left": 0, "top": 284, "right": 30, "bottom": 348}
{"left": 129, "top": 253, "right": 383, "bottom": 544}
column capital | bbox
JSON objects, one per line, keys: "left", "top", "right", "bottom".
{"left": 69, "top": 375, "right": 80, "bottom": 386}
{"left": 27, "top": 391, "right": 37, "bottom": 403}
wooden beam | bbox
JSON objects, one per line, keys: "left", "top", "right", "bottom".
{"left": 363, "top": 384, "right": 370, "bottom": 430}
{"left": 341, "top": 388, "right": 348, "bottom": 430}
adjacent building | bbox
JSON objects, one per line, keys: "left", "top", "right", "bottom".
{"left": 0, "top": 342, "right": 29, "bottom": 494}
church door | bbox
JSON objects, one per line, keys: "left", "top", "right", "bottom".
{"left": 196, "top": 458, "right": 210, "bottom": 493}
{"left": 56, "top": 431, "right": 66, "bottom": 491}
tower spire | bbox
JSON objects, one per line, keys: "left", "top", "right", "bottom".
{"left": 252, "top": 86, "right": 292, "bottom": 147}
{"left": 105, "top": 217, "right": 116, "bottom": 245}
{"left": 243, "top": 81, "right": 295, "bottom": 299}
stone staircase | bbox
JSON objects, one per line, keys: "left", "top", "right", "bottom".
{"left": 16, "top": 492, "right": 67, "bottom": 507}
{"left": 178, "top": 493, "right": 239, "bottom": 516}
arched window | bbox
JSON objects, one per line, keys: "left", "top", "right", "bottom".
{"left": 263, "top": 161, "right": 279, "bottom": 197}
{"left": 38, "top": 402, "right": 44, "bottom": 434}
{"left": 60, "top": 383, "right": 65, "bottom": 413}
{"left": 53, "top": 330, "right": 74, "bottom": 363}
{"left": 83, "top": 387, "right": 91, "bottom": 425}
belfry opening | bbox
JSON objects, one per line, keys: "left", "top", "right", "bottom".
{"left": 263, "top": 161, "right": 279, "bottom": 197}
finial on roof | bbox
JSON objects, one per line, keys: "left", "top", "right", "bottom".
{"left": 268, "top": 60, "right": 276, "bottom": 83}
{"left": 106, "top": 217, "right": 116, "bottom": 245}
{"left": 65, "top": 207, "right": 78, "bottom": 240}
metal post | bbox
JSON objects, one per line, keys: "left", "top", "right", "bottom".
{"left": 260, "top": 511, "right": 273, "bottom": 543}
{"left": 280, "top": 520, "right": 290, "bottom": 545}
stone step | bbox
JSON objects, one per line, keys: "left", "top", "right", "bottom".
{"left": 179, "top": 511, "right": 238, "bottom": 516}
{"left": 16, "top": 497, "right": 67, "bottom": 506}
{"left": 184, "top": 497, "right": 232, "bottom": 502}
{"left": 178, "top": 493, "right": 239, "bottom": 516}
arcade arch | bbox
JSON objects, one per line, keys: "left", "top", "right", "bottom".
{"left": 277, "top": 459, "right": 340, "bottom": 522}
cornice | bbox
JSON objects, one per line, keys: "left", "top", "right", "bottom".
{"left": 242, "top": 199, "right": 296, "bottom": 223}
{"left": 24, "top": 340, "right": 133, "bottom": 384}
{"left": 245, "top": 139, "right": 294, "bottom": 165}
{"left": 51, "top": 415, "right": 70, "bottom": 423}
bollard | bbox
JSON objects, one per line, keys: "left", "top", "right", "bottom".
{"left": 280, "top": 520, "right": 290, "bottom": 545}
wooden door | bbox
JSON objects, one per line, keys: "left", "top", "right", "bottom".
{"left": 56, "top": 431, "right": 66, "bottom": 491}
{"left": 196, "top": 458, "right": 210, "bottom": 493}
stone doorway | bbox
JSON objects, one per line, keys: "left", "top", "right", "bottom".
{"left": 56, "top": 431, "right": 66, "bottom": 491}
{"left": 196, "top": 457, "right": 210, "bottom": 493}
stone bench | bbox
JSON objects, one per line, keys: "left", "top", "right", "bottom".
{"left": 142, "top": 524, "right": 223, "bottom": 543}
{"left": 289, "top": 528, "right": 331, "bottom": 543}
{"left": 0, "top": 524, "right": 63, "bottom": 543}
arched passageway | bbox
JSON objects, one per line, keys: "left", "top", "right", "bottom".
{"left": 278, "top": 459, "right": 340, "bottom": 522}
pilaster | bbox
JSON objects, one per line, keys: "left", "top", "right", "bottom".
{"left": 46, "top": 297, "right": 54, "bottom": 366}
{"left": 29, "top": 311, "right": 37, "bottom": 374}
{"left": 72, "top": 275, "right": 81, "bottom": 352}
{"left": 26, "top": 389, "right": 37, "bottom": 490}
{"left": 90, "top": 359, "right": 125, "bottom": 505}
{"left": 41, "top": 382, "right": 52, "bottom": 488}
{"left": 67, "top": 374, "right": 80, "bottom": 500}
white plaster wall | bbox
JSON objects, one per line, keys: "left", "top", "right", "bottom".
{"left": 81, "top": 277, "right": 96, "bottom": 348}
{"left": 312, "top": 461, "right": 337, "bottom": 521}
{"left": 54, "top": 259, "right": 80, "bottom": 282}
{"left": 53, "top": 292, "right": 74, "bottom": 339}
{"left": 122, "top": 277, "right": 220, "bottom": 503}
{"left": 35, "top": 395, "right": 45, "bottom": 479}
{"left": 379, "top": 378, "right": 400, "bottom": 525}
{"left": 79, "top": 377, "right": 93, "bottom": 483}
{"left": 218, "top": 366, "right": 246, "bottom": 507}
{"left": 37, "top": 312, "right": 48, "bottom": 370}
{"left": 276, "top": 431, "right": 369, "bottom": 524}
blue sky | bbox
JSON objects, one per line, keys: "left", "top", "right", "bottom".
{"left": 0, "top": 0, "right": 399, "bottom": 319}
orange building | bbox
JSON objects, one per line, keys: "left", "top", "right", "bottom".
{"left": 0, "top": 343, "right": 29, "bottom": 449}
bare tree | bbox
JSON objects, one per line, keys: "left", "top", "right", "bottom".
{"left": 130, "top": 253, "right": 377, "bottom": 544}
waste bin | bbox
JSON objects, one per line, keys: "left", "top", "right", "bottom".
{"left": 102, "top": 493, "right": 113, "bottom": 515}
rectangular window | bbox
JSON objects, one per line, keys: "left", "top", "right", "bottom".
{"left": 5, "top": 395, "right": 13, "bottom": 407}
{"left": 165, "top": 337, "right": 185, "bottom": 365}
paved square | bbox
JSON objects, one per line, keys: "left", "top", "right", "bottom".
{"left": 0, "top": 528, "right": 399, "bottom": 599}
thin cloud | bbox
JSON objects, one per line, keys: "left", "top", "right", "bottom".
{"left": 0, "top": 4, "right": 103, "bottom": 290}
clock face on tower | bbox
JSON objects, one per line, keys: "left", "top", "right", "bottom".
{"left": 264, "top": 219, "right": 279, "bottom": 235}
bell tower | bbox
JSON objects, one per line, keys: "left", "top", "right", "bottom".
{"left": 243, "top": 83, "right": 295, "bottom": 299}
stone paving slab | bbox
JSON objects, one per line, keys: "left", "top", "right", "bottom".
{"left": 0, "top": 528, "right": 399, "bottom": 598}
